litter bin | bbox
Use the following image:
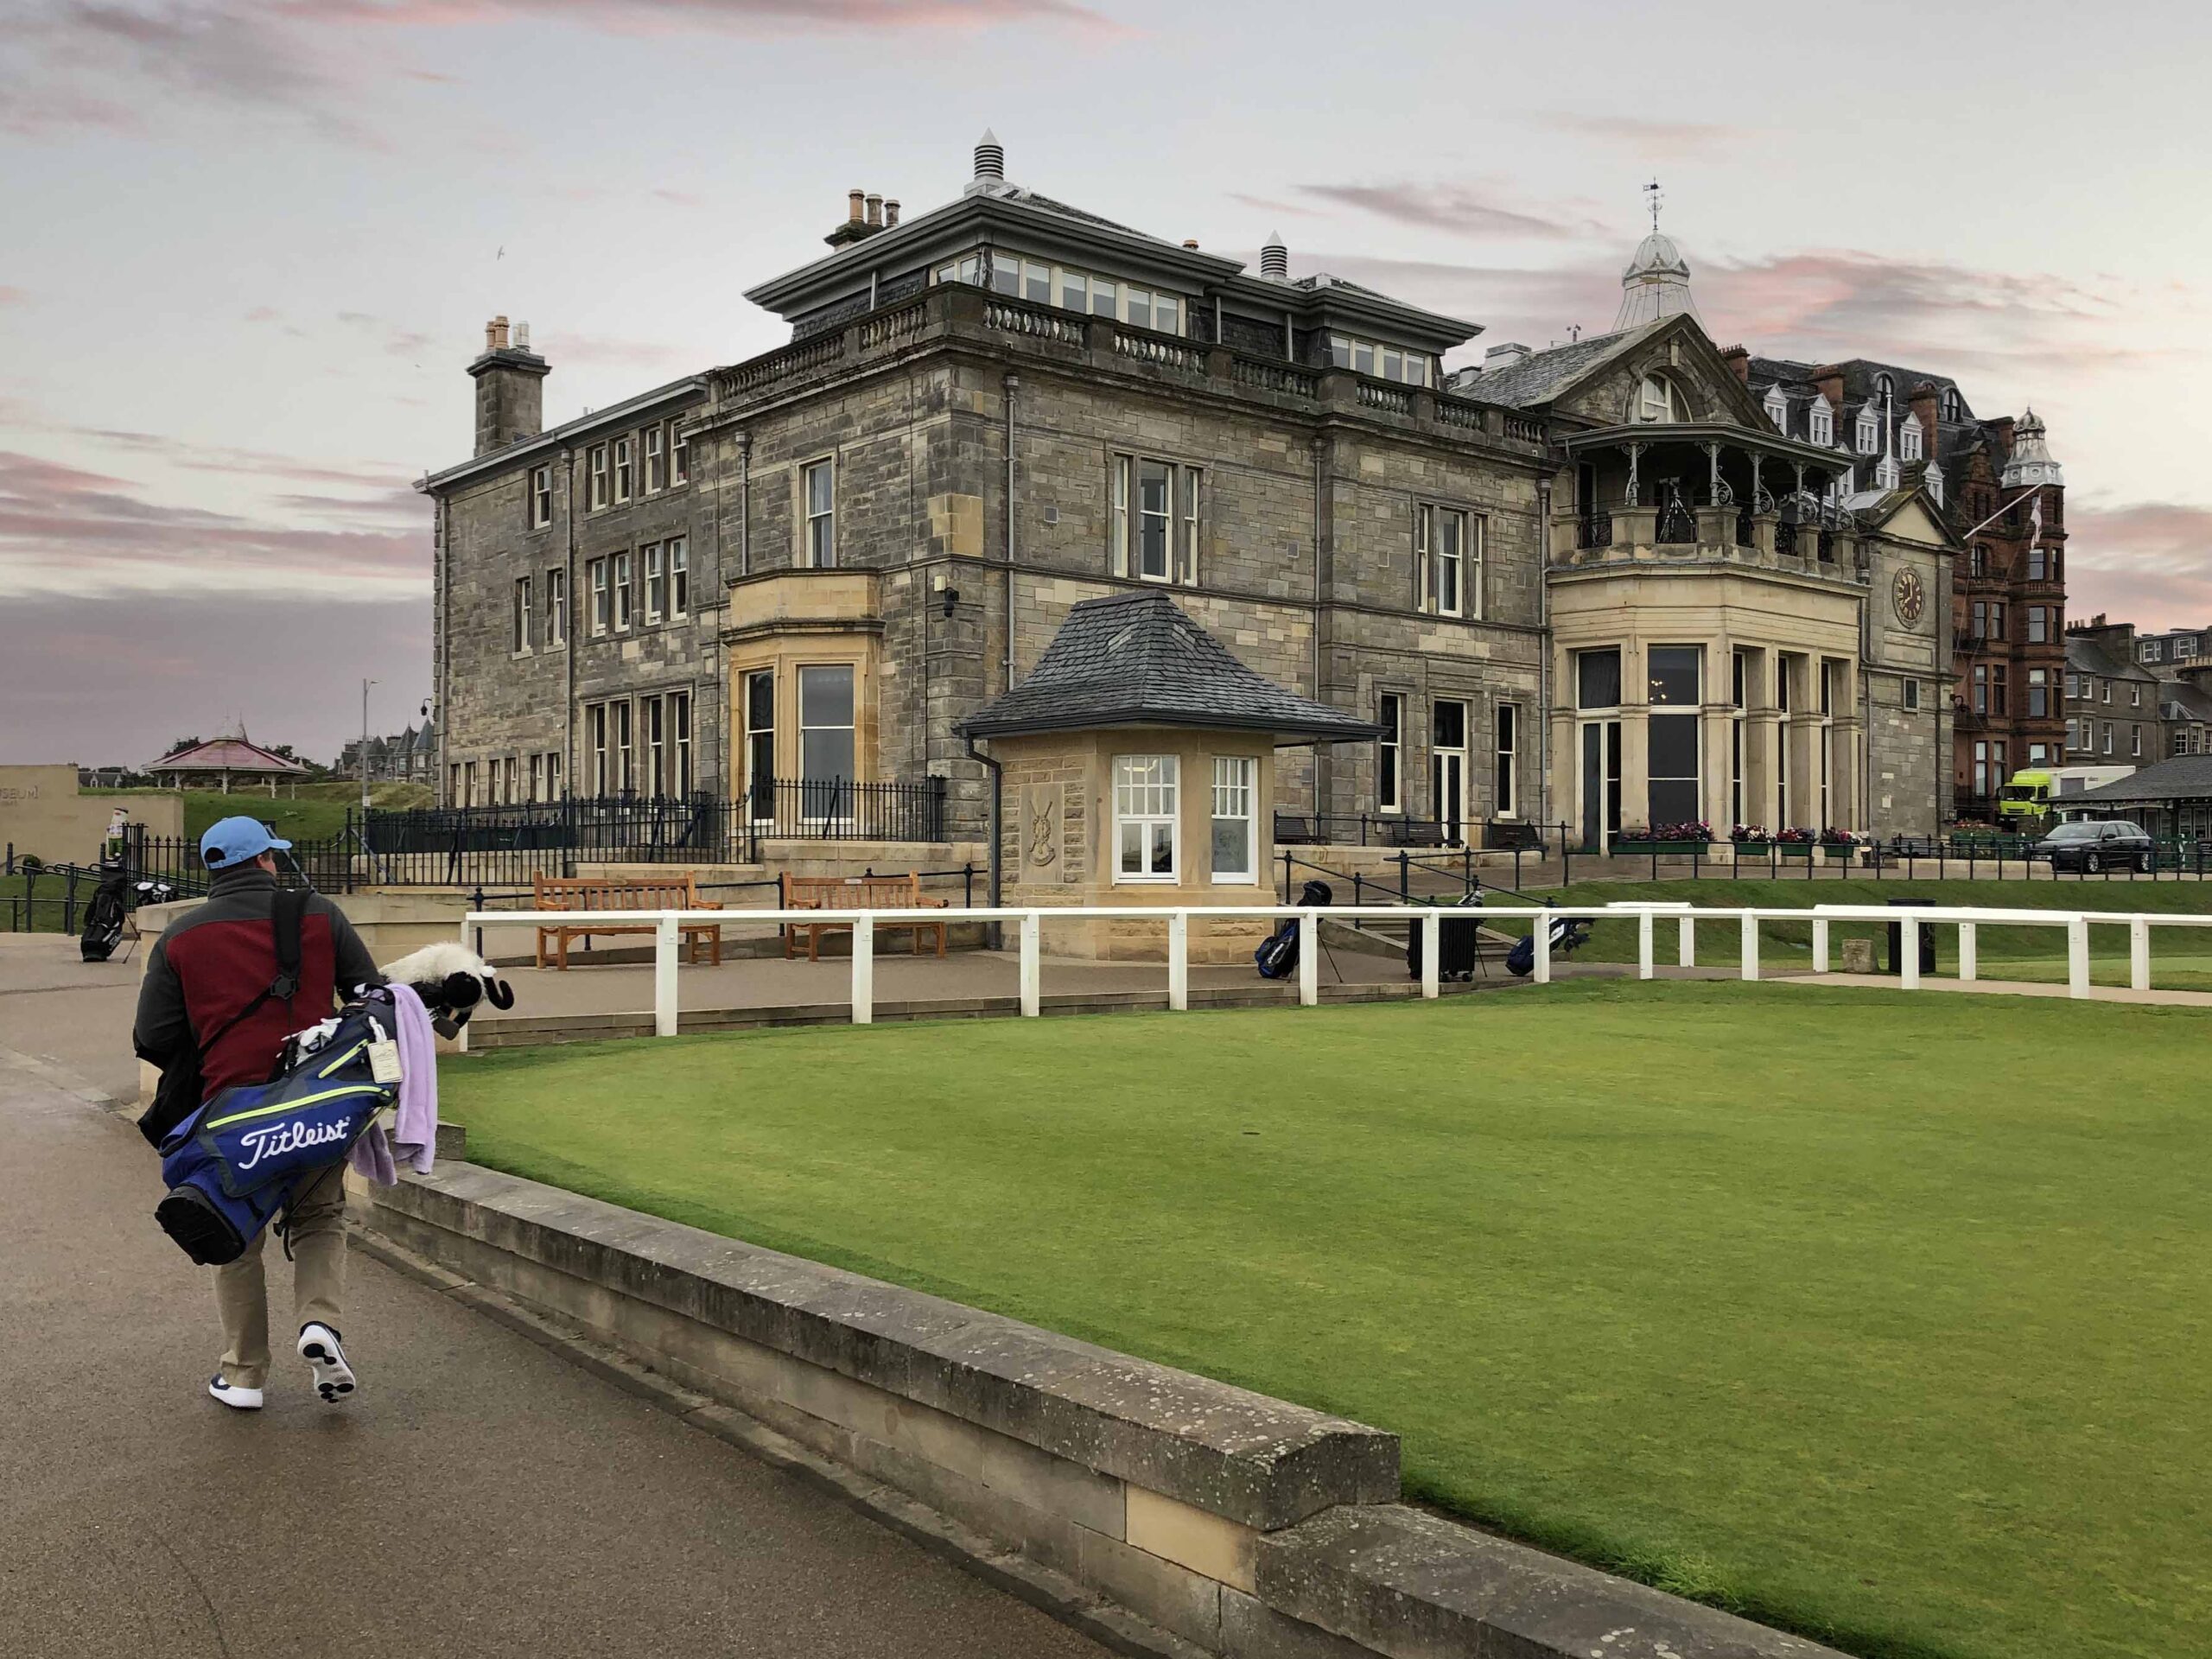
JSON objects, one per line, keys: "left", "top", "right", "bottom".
{"left": 1886, "top": 897, "right": 1937, "bottom": 976}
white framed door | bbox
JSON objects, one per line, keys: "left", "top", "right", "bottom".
{"left": 1432, "top": 699, "right": 1469, "bottom": 845}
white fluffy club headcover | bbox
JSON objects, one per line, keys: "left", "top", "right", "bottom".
{"left": 378, "top": 940, "right": 494, "bottom": 987}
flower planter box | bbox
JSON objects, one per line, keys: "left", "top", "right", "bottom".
{"left": 1820, "top": 845, "right": 1857, "bottom": 862}
{"left": 1731, "top": 841, "right": 1773, "bottom": 857}
{"left": 1619, "top": 841, "right": 1712, "bottom": 855}
{"left": 1774, "top": 843, "right": 1815, "bottom": 860}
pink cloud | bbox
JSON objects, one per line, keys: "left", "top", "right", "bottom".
{"left": 2066, "top": 502, "right": 2212, "bottom": 630}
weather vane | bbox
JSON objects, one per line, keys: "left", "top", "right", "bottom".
{"left": 1643, "top": 176, "right": 1663, "bottom": 232}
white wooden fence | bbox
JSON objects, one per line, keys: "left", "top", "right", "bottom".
{"left": 458, "top": 901, "right": 2212, "bottom": 1046}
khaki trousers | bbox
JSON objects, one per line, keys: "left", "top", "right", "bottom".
{"left": 213, "top": 1162, "right": 347, "bottom": 1389}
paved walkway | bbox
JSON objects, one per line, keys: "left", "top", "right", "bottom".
{"left": 0, "top": 941, "right": 1105, "bottom": 1659}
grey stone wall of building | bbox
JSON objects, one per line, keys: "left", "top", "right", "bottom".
{"left": 1863, "top": 532, "right": 1953, "bottom": 834}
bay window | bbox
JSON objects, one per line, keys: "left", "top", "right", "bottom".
{"left": 1646, "top": 645, "right": 1702, "bottom": 825}
{"left": 1210, "top": 756, "right": 1256, "bottom": 884}
{"left": 798, "top": 664, "right": 856, "bottom": 822}
{"left": 1113, "top": 755, "right": 1179, "bottom": 883}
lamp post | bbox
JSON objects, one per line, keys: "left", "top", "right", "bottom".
{"left": 359, "top": 678, "right": 376, "bottom": 819}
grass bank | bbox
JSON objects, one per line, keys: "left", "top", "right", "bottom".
{"left": 444, "top": 982, "right": 2211, "bottom": 1659}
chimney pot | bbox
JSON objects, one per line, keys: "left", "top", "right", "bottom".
{"left": 486, "top": 315, "right": 511, "bottom": 351}
{"left": 848, "top": 188, "right": 865, "bottom": 223}
{"left": 865, "top": 193, "right": 883, "bottom": 226}
{"left": 1183, "top": 238, "right": 1199, "bottom": 251}
{"left": 1484, "top": 342, "right": 1531, "bottom": 370}
{"left": 884, "top": 198, "right": 900, "bottom": 227}
{"left": 513, "top": 321, "right": 530, "bottom": 352}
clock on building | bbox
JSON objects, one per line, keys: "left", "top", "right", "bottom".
{"left": 1892, "top": 568, "right": 1925, "bottom": 626}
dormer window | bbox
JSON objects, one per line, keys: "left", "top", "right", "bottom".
{"left": 1874, "top": 372, "right": 1895, "bottom": 402}
{"left": 1901, "top": 420, "right": 1923, "bottom": 461}
{"left": 1328, "top": 334, "right": 1432, "bottom": 386}
{"left": 1855, "top": 411, "right": 1878, "bottom": 454}
{"left": 1926, "top": 461, "right": 1944, "bottom": 505}
{"left": 1875, "top": 455, "right": 1901, "bottom": 491}
{"left": 1942, "top": 387, "right": 1963, "bottom": 421}
{"left": 1808, "top": 405, "right": 1834, "bottom": 446}
{"left": 1635, "top": 373, "right": 1682, "bottom": 422}
{"left": 1763, "top": 388, "right": 1789, "bottom": 431}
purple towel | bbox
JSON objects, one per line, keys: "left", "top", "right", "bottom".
{"left": 347, "top": 983, "right": 440, "bottom": 1185}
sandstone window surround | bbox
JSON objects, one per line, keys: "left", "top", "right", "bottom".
{"left": 669, "top": 538, "right": 690, "bottom": 619}
{"left": 1113, "top": 754, "right": 1179, "bottom": 883}
{"left": 1494, "top": 701, "right": 1520, "bottom": 818}
{"left": 802, "top": 457, "right": 836, "bottom": 569}
{"left": 588, "top": 444, "right": 610, "bottom": 511}
{"left": 1210, "top": 754, "right": 1257, "bottom": 884}
{"left": 612, "top": 550, "right": 633, "bottom": 631}
{"left": 544, "top": 567, "right": 566, "bottom": 649}
{"left": 615, "top": 699, "right": 635, "bottom": 791}
{"left": 530, "top": 463, "right": 553, "bottom": 529}
{"left": 613, "top": 435, "right": 635, "bottom": 503}
{"left": 1376, "top": 692, "right": 1403, "bottom": 813}
{"left": 645, "top": 543, "right": 666, "bottom": 625}
{"left": 670, "top": 419, "right": 690, "bottom": 486}
{"left": 1327, "top": 333, "right": 1434, "bottom": 387}
{"left": 1904, "top": 677, "right": 1921, "bottom": 712}
{"left": 742, "top": 669, "right": 773, "bottom": 817}
{"left": 644, "top": 426, "right": 666, "bottom": 493}
{"left": 2029, "top": 669, "right": 2050, "bottom": 718}
{"left": 588, "top": 558, "right": 610, "bottom": 636}
{"left": 1413, "top": 504, "right": 1482, "bottom": 620}
{"left": 1109, "top": 454, "right": 1201, "bottom": 587}
{"left": 528, "top": 752, "right": 543, "bottom": 804}
{"left": 2028, "top": 606, "right": 2048, "bottom": 644}
{"left": 798, "top": 665, "right": 856, "bottom": 819}
{"left": 587, "top": 703, "right": 609, "bottom": 793}
{"left": 511, "top": 575, "right": 531, "bottom": 657}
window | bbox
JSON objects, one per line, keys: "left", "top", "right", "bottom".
{"left": 1856, "top": 412, "right": 1878, "bottom": 454}
{"left": 798, "top": 664, "right": 856, "bottom": 819}
{"left": 1763, "top": 389, "right": 1788, "bottom": 430}
{"left": 743, "top": 671, "right": 775, "bottom": 819}
{"left": 1113, "top": 455, "right": 1199, "bottom": 585}
{"left": 1414, "top": 505, "right": 1467, "bottom": 618}
{"left": 612, "top": 550, "right": 632, "bottom": 630}
{"left": 545, "top": 567, "right": 566, "bottom": 648}
{"left": 1210, "top": 756, "right": 1256, "bottom": 883}
{"left": 1648, "top": 645, "right": 1700, "bottom": 707}
{"left": 1926, "top": 461, "right": 1944, "bottom": 506}
{"left": 1729, "top": 651, "right": 1747, "bottom": 825}
{"left": 614, "top": 699, "right": 634, "bottom": 791}
{"left": 2102, "top": 722, "right": 2113, "bottom": 755}
{"left": 503, "top": 755, "right": 518, "bottom": 806}
{"left": 531, "top": 464, "right": 552, "bottom": 528}
{"left": 2029, "top": 668, "right": 2049, "bottom": 718}
{"left": 528, "top": 753, "right": 543, "bottom": 804}
{"left": 2066, "top": 672, "right": 2081, "bottom": 699}
{"left": 644, "top": 426, "right": 666, "bottom": 493}
{"left": 1377, "top": 693, "right": 1403, "bottom": 813}
{"left": 670, "top": 420, "right": 690, "bottom": 486}
{"left": 803, "top": 459, "right": 835, "bottom": 568}
{"left": 1635, "top": 374, "right": 1681, "bottom": 423}
{"left": 1647, "top": 648, "right": 1701, "bottom": 825}
{"left": 1901, "top": 420, "right": 1923, "bottom": 461}
{"left": 1902, "top": 677, "right": 1920, "bottom": 711}
{"left": 1874, "top": 455, "right": 1900, "bottom": 491}
{"left": 669, "top": 538, "right": 689, "bottom": 619}
{"left": 2102, "top": 679, "right": 2112, "bottom": 703}
{"left": 2129, "top": 682, "right": 2142, "bottom": 708}
{"left": 1809, "top": 405, "right": 1833, "bottom": 446}
{"left": 1875, "top": 372, "right": 1894, "bottom": 402}
{"left": 2066, "top": 718, "right": 2081, "bottom": 750}
{"left": 448, "top": 762, "right": 460, "bottom": 804}
{"left": 1992, "top": 664, "right": 2007, "bottom": 715}
{"left": 1970, "top": 543, "right": 1988, "bottom": 578}
{"left": 588, "top": 558, "right": 610, "bottom": 636}
{"left": 1973, "top": 741, "right": 1990, "bottom": 797}
{"left": 512, "top": 575, "right": 531, "bottom": 654}
{"left": 938, "top": 248, "right": 1185, "bottom": 334}
{"left": 1494, "top": 702, "right": 1520, "bottom": 817}
{"left": 1329, "top": 333, "right": 1433, "bottom": 386}
{"left": 2143, "top": 639, "right": 2163, "bottom": 662}
{"left": 1432, "top": 701, "right": 1467, "bottom": 833}
{"left": 588, "top": 445, "right": 609, "bottom": 510}
{"left": 645, "top": 695, "right": 666, "bottom": 795}
{"left": 671, "top": 691, "right": 693, "bottom": 797}
{"left": 1060, "top": 268, "right": 1087, "bottom": 312}
{"left": 1112, "top": 755, "right": 1179, "bottom": 882}
{"left": 1974, "top": 664, "right": 1988, "bottom": 715}
{"left": 2178, "top": 637, "right": 2200, "bottom": 662}
{"left": 613, "top": 436, "right": 634, "bottom": 502}
{"left": 462, "top": 760, "right": 478, "bottom": 805}
{"left": 1972, "top": 600, "right": 1986, "bottom": 640}
{"left": 1577, "top": 648, "right": 1622, "bottom": 710}
{"left": 588, "top": 703, "right": 609, "bottom": 794}
{"left": 2028, "top": 606, "right": 2048, "bottom": 644}
{"left": 644, "top": 543, "right": 665, "bottom": 625}
{"left": 545, "top": 750, "right": 563, "bottom": 800}
{"left": 1990, "top": 603, "right": 2005, "bottom": 641}
{"left": 2132, "top": 726, "right": 2144, "bottom": 758}
{"left": 1942, "top": 387, "right": 1963, "bottom": 420}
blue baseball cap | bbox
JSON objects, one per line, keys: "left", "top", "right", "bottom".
{"left": 200, "top": 816, "right": 290, "bottom": 869}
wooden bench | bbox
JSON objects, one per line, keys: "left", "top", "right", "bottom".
{"left": 780, "top": 873, "right": 950, "bottom": 961}
{"left": 533, "top": 873, "right": 724, "bottom": 969}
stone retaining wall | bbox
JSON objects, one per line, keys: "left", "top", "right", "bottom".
{"left": 356, "top": 1162, "right": 1845, "bottom": 1659}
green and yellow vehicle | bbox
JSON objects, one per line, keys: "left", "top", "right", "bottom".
{"left": 1997, "top": 766, "right": 2133, "bottom": 825}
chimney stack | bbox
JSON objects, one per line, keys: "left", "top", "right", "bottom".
{"left": 1260, "top": 231, "right": 1287, "bottom": 281}
{"left": 884, "top": 199, "right": 900, "bottom": 227}
{"left": 1810, "top": 364, "right": 1844, "bottom": 410}
{"left": 467, "top": 315, "right": 549, "bottom": 457}
{"left": 1910, "top": 381, "right": 1940, "bottom": 453}
{"left": 1484, "top": 342, "right": 1532, "bottom": 371}
{"left": 1719, "top": 343, "right": 1750, "bottom": 384}
{"left": 825, "top": 188, "right": 881, "bottom": 248}
{"left": 1991, "top": 415, "right": 2016, "bottom": 459}
{"left": 973, "top": 129, "right": 1005, "bottom": 183}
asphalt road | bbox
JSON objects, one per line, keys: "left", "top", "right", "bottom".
{"left": 0, "top": 965, "right": 1106, "bottom": 1658}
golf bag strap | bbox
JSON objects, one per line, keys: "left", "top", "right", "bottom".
{"left": 189, "top": 887, "right": 311, "bottom": 1065}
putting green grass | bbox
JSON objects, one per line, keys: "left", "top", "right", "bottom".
{"left": 1506, "top": 879, "right": 2212, "bottom": 990}
{"left": 443, "top": 982, "right": 2211, "bottom": 1659}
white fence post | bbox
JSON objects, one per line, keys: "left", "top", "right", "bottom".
{"left": 852, "top": 915, "right": 875, "bottom": 1025}
{"left": 1637, "top": 912, "right": 1654, "bottom": 981}
{"left": 1168, "top": 912, "right": 1189, "bottom": 1012}
{"left": 1811, "top": 918, "right": 1829, "bottom": 975}
{"left": 2130, "top": 916, "right": 2151, "bottom": 992}
{"left": 1958, "top": 921, "right": 1977, "bottom": 982}
{"left": 454, "top": 918, "right": 474, "bottom": 1053}
{"left": 1298, "top": 911, "right": 1319, "bottom": 1007}
{"left": 1420, "top": 912, "right": 1440, "bottom": 1001}
{"left": 1677, "top": 913, "right": 1694, "bottom": 969}
{"left": 1900, "top": 918, "right": 1922, "bottom": 990}
{"left": 1739, "top": 913, "right": 1759, "bottom": 982}
{"left": 654, "top": 913, "right": 679, "bottom": 1038}
{"left": 1019, "top": 912, "right": 1040, "bottom": 1017}
{"left": 1533, "top": 918, "right": 1552, "bottom": 984}
{"left": 2067, "top": 917, "right": 2090, "bottom": 1000}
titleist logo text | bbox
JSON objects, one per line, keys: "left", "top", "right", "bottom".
{"left": 235, "top": 1116, "right": 353, "bottom": 1172}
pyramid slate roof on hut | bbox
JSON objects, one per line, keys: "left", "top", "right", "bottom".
{"left": 960, "top": 591, "right": 1381, "bottom": 745}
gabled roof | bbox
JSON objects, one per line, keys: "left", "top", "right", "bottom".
{"left": 959, "top": 591, "right": 1382, "bottom": 746}
{"left": 149, "top": 735, "right": 307, "bottom": 775}
{"left": 2067, "top": 635, "right": 2159, "bottom": 682}
{"left": 2069, "top": 754, "right": 2212, "bottom": 805}
{"left": 1459, "top": 321, "right": 1662, "bottom": 410}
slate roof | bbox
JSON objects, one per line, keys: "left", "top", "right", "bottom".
{"left": 149, "top": 735, "right": 307, "bottom": 775}
{"left": 2069, "top": 754, "right": 2212, "bottom": 804}
{"left": 959, "top": 591, "right": 1382, "bottom": 744}
{"left": 1457, "top": 322, "right": 1662, "bottom": 410}
{"left": 2067, "top": 635, "right": 2159, "bottom": 683}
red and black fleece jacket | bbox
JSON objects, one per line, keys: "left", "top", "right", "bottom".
{"left": 133, "top": 868, "right": 383, "bottom": 1102}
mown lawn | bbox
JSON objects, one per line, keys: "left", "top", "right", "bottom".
{"left": 443, "top": 982, "right": 2211, "bottom": 1659}
{"left": 86, "top": 781, "right": 433, "bottom": 842}
{"left": 1503, "top": 878, "right": 2212, "bottom": 990}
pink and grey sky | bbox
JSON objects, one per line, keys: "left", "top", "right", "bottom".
{"left": 3, "top": 0, "right": 2208, "bottom": 764}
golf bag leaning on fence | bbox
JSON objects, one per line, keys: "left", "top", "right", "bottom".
{"left": 1505, "top": 905, "right": 1596, "bottom": 978}
{"left": 1256, "top": 880, "right": 1333, "bottom": 980}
